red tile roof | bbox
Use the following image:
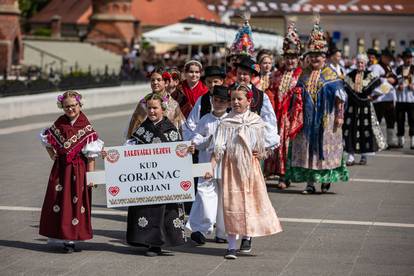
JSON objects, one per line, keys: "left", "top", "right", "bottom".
{"left": 203, "top": 0, "right": 414, "bottom": 15}
{"left": 131, "top": 0, "right": 220, "bottom": 26}
{"left": 30, "top": 0, "right": 92, "bottom": 24}
{"left": 29, "top": 0, "right": 220, "bottom": 26}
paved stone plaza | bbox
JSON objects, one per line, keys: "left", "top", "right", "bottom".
{"left": 0, "top": 104, "right": 413, "bottom": 276}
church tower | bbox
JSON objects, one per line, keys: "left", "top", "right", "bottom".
{"left": 87, "top": 0, "right": 138, "bottom": 54}
{"left": 0, "top": 0, "right": 23, "bottom": 74}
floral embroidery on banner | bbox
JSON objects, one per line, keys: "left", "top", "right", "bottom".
{"left": 72, "top": 218, "right": 79, "bottom": 226}
{"left": 138, "top": 217, "right": 148, "bottom": 228}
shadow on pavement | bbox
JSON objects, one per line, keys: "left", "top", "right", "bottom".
{"left": 92, "top": 213, "right": 127, "bottom": 223}
{"left": 0, "top": 239, "right": 145, "bottom": 255}
{"left": 170, "top": 242, "right": 258, "bottom": 258}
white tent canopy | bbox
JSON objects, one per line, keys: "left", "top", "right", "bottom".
{"left": 143, "top": 22, "right": 283, "bottom": 51}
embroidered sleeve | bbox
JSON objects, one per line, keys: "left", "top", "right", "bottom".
{"left": 261, "top": 94, "right": 280, "bottom": 148}
{"left": 82, "top": 139, "right": 104, "bottom": 158}
{"left": 39, "top": 128, "right": 52, "bottom": 148}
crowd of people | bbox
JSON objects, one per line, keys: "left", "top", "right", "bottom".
{"left": 38, "top": 15, "right": 413, "bottom": 260}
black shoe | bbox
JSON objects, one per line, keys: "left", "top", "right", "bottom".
{"left": 215, "top": 237, "right": 227, "bottom": 243}
{"left": 63, "top": 243, "right": 81, "bottom": 253}
{"left": 302, "top": 185, "right": 316, "bottom": 194}
{"left": 239, "top": 238, "right": 252, "bottom": 253}
{"left": 145, "top": 246, "right": 161, "bottom": 257}
{"left": 190, "top": 231, "right": 206, "bottom": 245}
{"left": 321, "top": 183, "right": 331, "bottom": 193}
{"left": 224, "top": 249, "right": 237, "bottom": 259}
{"left": 359, "top": 158, "right": 367, "bottom": 165}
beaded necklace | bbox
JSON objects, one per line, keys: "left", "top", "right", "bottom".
{"left": 278, "top": 70, "right": 294, "bottom": 101}
{"left": 354, "top": 71, "right": 363, "bottom": 93}
{"left": 306, "top": 69, "right": 321, "bottom": 102}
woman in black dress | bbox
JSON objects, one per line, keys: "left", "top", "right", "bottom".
{"left": 343, "top": 54, "right": 386, "bottom": 166}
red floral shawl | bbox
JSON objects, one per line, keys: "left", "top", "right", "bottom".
{"left": 181, "top": 80, "right": 208, "bottom": 107}
{"left": 267, "top": 66, "right": 303, "bottom": 139}
{"left": 46, "top": 112, "right": 98, "bottom": 163}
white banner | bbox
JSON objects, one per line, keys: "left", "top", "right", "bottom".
{"left": 104, "top": 141, "right": 195, "bottom": 208}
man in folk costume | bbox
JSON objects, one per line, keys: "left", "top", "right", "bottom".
{"left": 126, "top": 68, "right": 185, "bottom": 139}
{"left": 343, "top": 54, "right": 387, "bottom": 166}
{"left": 183, "top": 65, "right": 226, "bottom": 141}
{"left": 395, "top": 49, "right": 414, "bottom": 149}
{"left": 286, "top": 16, "right": 349, "bottom": 194}
{"left": 367, "top": 48, "right": 379, "bottom": 67}
{"left": 224, "top": 12, "right": 260, "bottom": 88}
{"left": 263, "top": 22, "right": 303, "bottom": 189}
{"left": 328, "top": 48, "right": 346, "bottom": 79}
{"left": 369, "top": 49, "right": 398, "bottom": 148}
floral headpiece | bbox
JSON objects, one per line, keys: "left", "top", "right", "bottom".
{"left": 283, "top": 22, "right": 301, "bottom": 56}
{"left": 230, "top": 12, "right": 255, "bottom": 57}
{"left": 233, "top": 84, "right": 253, "bottom": 100}
{"left": 306, "top": 14, "right": 328, "bottom": 54}
{"left": 56, "top": 93, "right": 84, "bottom": 109}
{"left": 146, "top": 69, "right": 172, "bottom": 81}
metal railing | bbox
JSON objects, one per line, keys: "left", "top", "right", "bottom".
{"left": 23, "top": 42, "right": 67, "bottom": 73}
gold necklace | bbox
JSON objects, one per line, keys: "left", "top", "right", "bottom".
{"left": 306, "top": 70, "right": 321, "bottom": 102}
{"left": 354, "top": 72, "right": 363, "bottom": 93}
{"left": 279, "top": 71, "right": 294, "bottom": 95}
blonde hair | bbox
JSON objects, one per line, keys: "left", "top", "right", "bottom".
{"left": 143, "top": 93, "right": 168, "bottom": 111}
{"left": 57, "top": 90, "right": 83, "bottom": 109}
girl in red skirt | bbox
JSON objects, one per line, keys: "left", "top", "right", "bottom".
{"left": 39, "top": 91, "right": 104, "bottom": 253}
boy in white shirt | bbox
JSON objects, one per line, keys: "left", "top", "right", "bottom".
{"left": 186, "top": 85, "right": 230, "bottom": 244}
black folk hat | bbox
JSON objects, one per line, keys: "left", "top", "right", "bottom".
{"left": 212, "top": 85, "right": 230, "bottom": 100}
{"left": 203, "top": 66, "right": 226, "bottom": 79}
{"left": 234, "top": 56, "right": 260, "bottom": 76}
{"left": 381, "top": 48, "right": 394, "bottom": 58}
{"left": 402, "top": 49, "right": 413, "bottom": 58}
{"left": 366, "top": 48, "right": 379, "bottom": 57}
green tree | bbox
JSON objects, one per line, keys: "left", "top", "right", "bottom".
{"left": 19, "top": 0, "right": 50, "bottom": 18}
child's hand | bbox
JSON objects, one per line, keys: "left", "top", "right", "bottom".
{"left": 101, "top": 149, "right": 107, "bottom": 159}
{"left": 87, "top": 182, "right": 97, "bottom": 188}
{"left": 188, "top": 144, "right": 195, "bottom": 154}
{"left": 48, "top": 152, "right": 58, "bottom": 160}
{"left": 204, "top": 172, "right": 213, "bottom": 179}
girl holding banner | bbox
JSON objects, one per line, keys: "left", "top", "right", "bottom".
{"left": 125, "top": 93, "right": 194, "bottom": 257}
